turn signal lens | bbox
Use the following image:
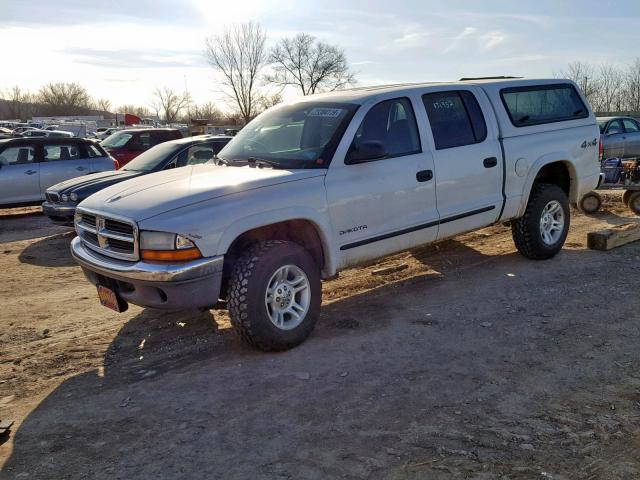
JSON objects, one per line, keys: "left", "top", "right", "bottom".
{"left": 140, "top": 248, "right": 201, "bottom": 261}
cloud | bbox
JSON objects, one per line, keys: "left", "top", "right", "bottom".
{"left": 481, "top": 30, "right": 508, "bottom": 50}
{"left": 63, "top": 48, "right": 205, "bottom": 69}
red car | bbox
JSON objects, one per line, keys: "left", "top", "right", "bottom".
{"left": 100, "top": 128, "right": 182, "bottom": 167}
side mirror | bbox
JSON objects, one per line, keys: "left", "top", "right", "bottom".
{"left": 346, "top": 141, "right": 387, "bottom": 164}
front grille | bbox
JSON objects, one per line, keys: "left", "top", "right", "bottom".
{"left": 46, "top": 192, "right": 60, "bottom": 203}
{"left": 75, "top": 209, "right": 138, "bottom": 261}
{"left": 105, "top": 219, "right": 133, "bottom": 235}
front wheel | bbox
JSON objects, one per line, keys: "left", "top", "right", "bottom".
{"left": 227, "top": 240, "right": 322, "bottom": 351}
{"left": 512, "top": 183, "right": 570, "bottom": 260}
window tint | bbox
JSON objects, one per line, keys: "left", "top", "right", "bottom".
{"left": 347, "top": 97, "right": 421, "bottom": 161}
{"left": 423, "top": 90, "right": 487, "bottom": 150}
{"left": 623, "top": 119, "right": 640, "bottom": 133}
{"left": 43, "top": 143, "right": 81, "bottom": 161}
{"left": 607, "top": 120, "right": 623, "bottom": 134}
{"left": 0, "top": 146, "right": 35, "bottom": 166}
{"left": 139, "top": 132, "right": 152, "bottom": 148}
{"left": 501, "top": 84, "right": 588, "bottom": 127}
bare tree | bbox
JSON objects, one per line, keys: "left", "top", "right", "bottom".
{"left": 257, "top": 92, "right": 283, "bottom": 113}
{"left": 96, "top": 98, "right": 112, "bottom": 113}
{"left": 625, "top": 59, "right": 640, "bottom": 112}
{"left": 597, "top": 64, "right": 624, "bottom": 113}
{"left": 268, "top": 33, "right": 356, "bottom": 95}
{"left": 37, "top": 82, "right": 92, "bottom": 115}
{"left": 1, "top": 85, "right": 32, "bottom": 120}
{"left": 204, "top": 22, "right": 268, "bottom": 123}
{"left": 187, "top": 101, "right": 223, "bottom": 121}
{"left": 558, "top": 61, "right": 600, "bottom": 108}
{"left": 118, "top": 104, "right": 151, "bottom": 118}
{"left": 149, "top": 87, "right": 192, "bottom": 123}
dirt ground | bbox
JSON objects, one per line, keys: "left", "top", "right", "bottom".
{"left": 1, "top": 191, "right": 640, "bottom": 479}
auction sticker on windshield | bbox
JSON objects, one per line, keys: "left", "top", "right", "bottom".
{"left": 308, "top": 107, "right": 344, "bottom": 118}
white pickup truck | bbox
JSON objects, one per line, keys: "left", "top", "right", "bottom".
{"left": 71, "top": 78, "right": 600, "bottom": 350}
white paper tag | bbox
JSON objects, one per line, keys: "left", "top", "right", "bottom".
{"left": 308, "top": 107, "right": 344, "bottom": 118}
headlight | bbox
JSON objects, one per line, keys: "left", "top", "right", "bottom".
{"left": 70, "top": 193, "right": 78, "bottom": 202}
{"left": 61, "top": 194, "right": 69, "bottom": 202}
{"left": 139, "top": 231, "right": 200, "bottom": 261}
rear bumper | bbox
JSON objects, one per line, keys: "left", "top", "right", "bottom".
{"left": 70, "top": 236, "right": 223, "bottom": 310}
{"left": 42, "top": 201, "right": 76, "bottom": 223}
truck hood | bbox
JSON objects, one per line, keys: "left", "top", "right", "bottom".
{"left": 78, "top": 164, "right": 326, "bottom": 221}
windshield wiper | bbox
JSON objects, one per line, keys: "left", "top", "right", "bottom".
{"left": 246, "top": 157, "right": 281, "bottom": 169}
{"left": 214, "top": 154, "right": 230, "bottom": 166}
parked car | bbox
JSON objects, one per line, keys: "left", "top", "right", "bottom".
{"left": 100, "top": 128, "right": 182, "bottom": 166}
{"left": 43, "top": 135, "right": 232, "bottom": 224}
{"left": 12, "top": 126, "right": 37, "bottom": 135}
{"left": 0, "top": 127, "right": 13, "bottom": 139}
{"left": 71, "top": 79, "right": 599, "bottom": 350}
{"left": 97, "top": 127, "right": 119, "bottom": 140}
{"left": 20, "top": 129, "right": 74, "bottom": 138}
{"left": 598, "top": 116, "right": 640, "bottom": 159}
{"left": 0, "top": 137, "right": 115, "bottom": 207}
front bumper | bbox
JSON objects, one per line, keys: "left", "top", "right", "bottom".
{"left": 70, "top": 236, "right": 223, "bottom": 310}
{"left": 42, "top": 201, "right": 76, "bottom": 223}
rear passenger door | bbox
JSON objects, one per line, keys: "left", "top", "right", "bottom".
{"left": 0, "top": 144, "right": 40, "bottom": 205}
{"left": 39, "top": 141, "right": 92, "bottom": 192}
{"left": 422, "top": 88, "right": 502, "bottom": 239}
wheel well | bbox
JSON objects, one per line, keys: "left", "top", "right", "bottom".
{"left": 220, "top": 220, "right": 325, "bottom": 297}
{"left": 534, "top": 161, "right": 571, "bottom": 195}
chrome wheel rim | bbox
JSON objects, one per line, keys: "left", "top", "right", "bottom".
{"left": 265, "top": 264, "right": 310, "bottom": 330}
{"left": 540, "top": 200, "right": 565, "bottom": 245}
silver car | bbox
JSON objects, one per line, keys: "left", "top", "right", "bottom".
{"left": 0, "top": 137, "right": 115, "bottom": 207}
{"left": 598, "top": 116, "right": 640, "bottom": 159}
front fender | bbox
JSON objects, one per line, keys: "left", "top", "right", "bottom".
{"left": 217, "top": 207, "right": 337, "bottom": 275}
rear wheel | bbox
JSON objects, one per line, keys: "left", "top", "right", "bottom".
{"left": 579, "top": 191, "right": 602, "bottom": 214}
{"left": 512, "top": 183, "right": 570, "bottom": 260}
{"left": 227, "top": 240, "right": 321, "bottom": 351}
{"left": 628, "top": 191, "right": 640, "bottom": 215}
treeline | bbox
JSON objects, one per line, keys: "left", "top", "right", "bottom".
{"left": 559, "top": 60, "right": 640, "bottom": 114}
{"left": 0, "top": 21, "right": 356, "bottom": 124}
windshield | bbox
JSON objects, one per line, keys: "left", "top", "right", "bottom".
{"left": 219, "top": 101, "right": 358, "bottom": 168}
{"left": 102, "top": 132, "right": 133, "bottom": 148}
{"left": 123, "top": 142, "right": 180, "bottom": 171}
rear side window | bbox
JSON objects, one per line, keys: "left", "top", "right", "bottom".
{"left": 43, "top": 143, "right": 81, "bottom": 161}
{"left": 85, "top": 144, "right": 106, "bottom": 157}
{"left": 501, "top": 84, "right": 588, "bottom": 127}
{"left": 0, "top": 146, "right": 35, "bottom": 165}
{"left": 623, "top": 119, "right": 640, "bottom": 133}
{"left": 423, "top": 90, "right": 487, "bottom": 150}
{"left": 347, "top": 97, "right": 421, "bottom": 161}
{"left": 607, "top": 120, "right": 623, "bottom": 135}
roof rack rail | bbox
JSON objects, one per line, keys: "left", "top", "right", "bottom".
{"left": 459, "top": 76, "right": 523, "bottom": 81}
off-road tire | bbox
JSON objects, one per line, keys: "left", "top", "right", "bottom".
{"left": 579, "top": 191, "right": 602, "bottom": 214}
{"left": 623, "top": 190, "right": 633, "bottom": 207}
{"left": 228, "top": 240, "right": 321, "bottom": 351}
{"left": 512, "top": 183, "right": 570, "bottom": 260}
{"left": 628, "top": 191, "right": 640, "bottom": 215}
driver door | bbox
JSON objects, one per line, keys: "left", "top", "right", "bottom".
{"left": 325, "top": 96, "right": 439, "bottom": 268}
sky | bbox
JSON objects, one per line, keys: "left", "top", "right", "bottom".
{"left": 3, "top": 0, "right": 640, "bottom": 111}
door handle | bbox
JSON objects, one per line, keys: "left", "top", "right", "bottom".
{"left": 76, "top": 166, "right": 87, "bottom": 171}
{"left": 483, "top": 157, "right": 498, "bottom": 168}
{"left": 416, "top": 170, "right": 433, "bottom": 182}
{"left": 25, "top": 170, "right": 37, "bottom": 175}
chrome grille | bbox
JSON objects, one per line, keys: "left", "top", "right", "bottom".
{"left": 75, "top": 209, "right": 138, "bottom": 261}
